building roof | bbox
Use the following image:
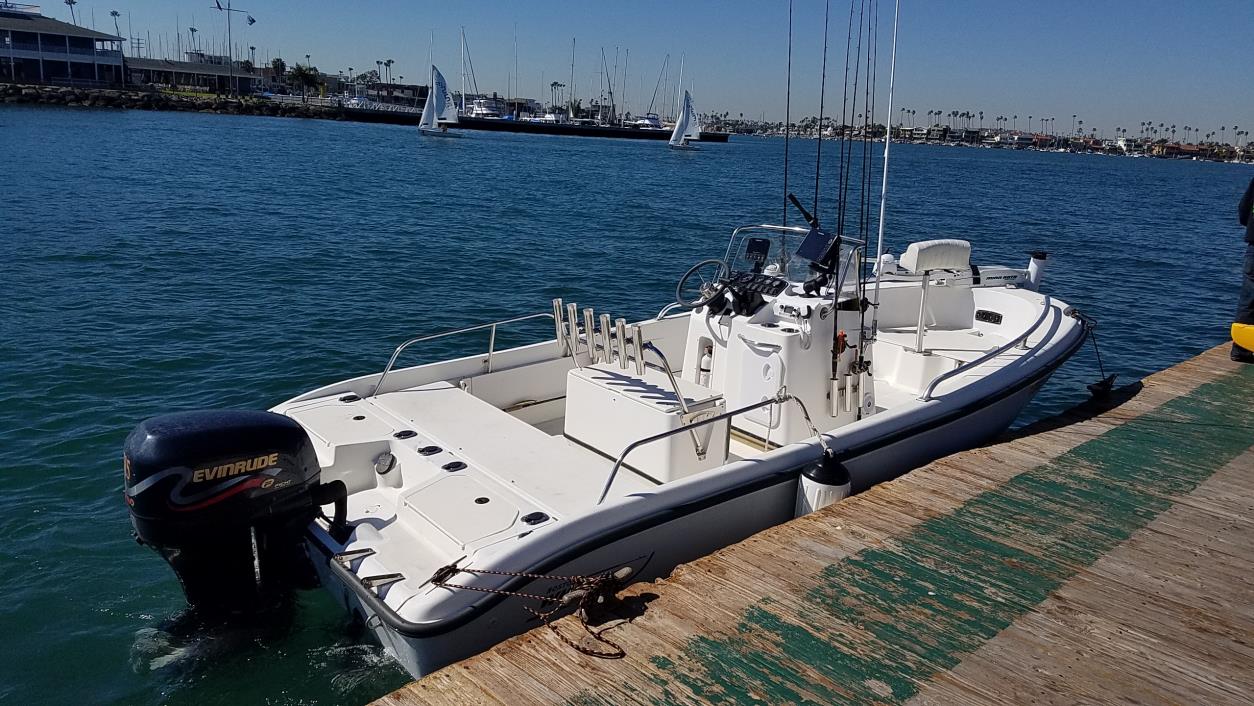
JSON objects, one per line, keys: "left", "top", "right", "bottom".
{"left": 0, "top": 8, "right": 123, "bottom": 41}
{"left": 126, "top": 57, "right": 257, "bottom": 78}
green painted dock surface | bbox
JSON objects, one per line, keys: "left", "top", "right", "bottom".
{"left": 377, "top": 345, "right": 1253, "bottom": 705}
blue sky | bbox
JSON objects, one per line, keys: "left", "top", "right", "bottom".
{"left": 53, "top": 0, "right": 1253, "bottom": 135}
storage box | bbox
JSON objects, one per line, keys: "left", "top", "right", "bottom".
{"left": 564, "top": 364, "right": 728, "bottom": 483}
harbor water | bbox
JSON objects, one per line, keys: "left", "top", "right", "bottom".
{"left": 2, "top": 106, "right": 1250, "bottom": 705}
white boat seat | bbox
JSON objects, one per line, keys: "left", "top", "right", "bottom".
{"left": 899, "top": 239, "right": 971, "bottom": 273}
{"left": 372, "top": 382, "right": 655, "bottom": 516}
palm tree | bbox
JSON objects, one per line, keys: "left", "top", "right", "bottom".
{"left": 287, "top": 63, "right": 318, "bottom": 97}
{"left": 271, "top": 57, "right": 287, "bottom": 83}
{"left": 385, "top": 59, "right": 395, "bottom": 84}
{"left": 979, "top": 110, "right": 984, "bottom": 129}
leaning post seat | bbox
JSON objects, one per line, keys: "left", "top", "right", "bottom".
{"left": 899, "top": 239, "right": 971, "bottom": 274}
{"left": 899, "top": 239, "right": 972, "bottom": 354}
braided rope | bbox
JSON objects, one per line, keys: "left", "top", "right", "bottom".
{"left": 433, "top": 565, "right": 627, "bottom": 659}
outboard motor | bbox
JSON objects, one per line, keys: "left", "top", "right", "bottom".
{"left": 123, "top": 410, "right": 346, "bottom": 613}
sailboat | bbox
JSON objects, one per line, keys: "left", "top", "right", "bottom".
{"left": 122, "top": 0, "right": 1090, "bottom": 683}
{"left": 668, "top": 90, "right": 701, "bottom": 150}
{"left": 419, "top": 65, "right": 461, "bottom": 138}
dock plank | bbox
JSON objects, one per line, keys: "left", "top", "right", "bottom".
{"left": 376, "top": 345, "right": 1252, "bottom": 705}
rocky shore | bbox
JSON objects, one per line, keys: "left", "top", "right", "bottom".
{"left": 0, "top": 83, "right": 344, "bottom": 120}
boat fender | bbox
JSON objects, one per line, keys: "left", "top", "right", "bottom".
{"left": 795, "top": 452, "right": 851, "bottom": 517}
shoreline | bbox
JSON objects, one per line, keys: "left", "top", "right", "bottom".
{"left": 1, "top": 83, "right": 347, "bottom": 121}
{"left": 0, "top": 83, "right": 730, "bottom": 142}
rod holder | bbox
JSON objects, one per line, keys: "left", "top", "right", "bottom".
{"left": 631, "top": 324, "right": 644, "bottom": 376}
{"left": 567, "top": 303, "right": 582, "bottom": 363}
{"left": 615, "top": 318, "right": 628, "bottom": 369}
{"left": 552, "top": 298, "right": 567, "bottom": 355}
{"left": 582, "top": 307, "right": 595, "bottom": 360}
{"left": 599, "top": 313, "right": 612, "bottom": 364}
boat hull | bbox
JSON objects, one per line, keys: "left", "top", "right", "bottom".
{"left": 311, "top": 357, "right": 1065, "bottom": 678}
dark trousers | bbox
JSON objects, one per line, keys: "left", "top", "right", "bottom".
{"left": 1239, "top": 244, "right": 1254, "bottom": 325}
{"left": 1236, "top": 243, "right": 1254, "bottom": 355}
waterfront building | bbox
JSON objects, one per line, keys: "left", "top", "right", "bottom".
{"left": 126, "top": 53, "right": 259, "bottom": 94}
{"left": 0, "top": 2, "right": 124, "bottom": 86}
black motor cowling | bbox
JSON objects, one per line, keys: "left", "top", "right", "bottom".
{"left": 123, "top": 410, "right": 345, "bottom": 613}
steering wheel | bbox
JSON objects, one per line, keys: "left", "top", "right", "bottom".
{"left": 675, "top": 258, "right": 732, "bottom": 309}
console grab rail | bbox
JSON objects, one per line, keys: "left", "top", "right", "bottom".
{"left": 596, "top": 392, "right": 793, "bottom": 505}
{"left": 370, "top": 312, "right": 555, "bottom": 397}
{"left": 918, "top": 295, "right": 1054, "bottom": 402}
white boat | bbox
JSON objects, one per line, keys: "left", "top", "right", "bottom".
{"left": 629, "top": 112, "right": 665, "bottom": 130}
{"left": 669, "top": 91, "right": 701, "bottom": 150}
{"left": 121, "top": 7, "right": 1088, "bottom": 682}
{"left": 418, "top": 65, "right": 460, "bottom": 137}
{"left": 124, "top": 230, "right": 1086, "bottom": 678}
{"left": 466, "top": 98, "right": 503, "bottom": 119}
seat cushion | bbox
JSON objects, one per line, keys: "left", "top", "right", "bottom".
{"left": 900, "top": 239, "right": 971, "bottom": 273}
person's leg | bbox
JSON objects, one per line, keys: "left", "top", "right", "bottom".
{"left": 1233, "top": 243, "right": 1254, "bottom": 362}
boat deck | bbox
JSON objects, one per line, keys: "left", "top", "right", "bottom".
{"left": 373, "top": 344, "right": 1254, "bottom": 705}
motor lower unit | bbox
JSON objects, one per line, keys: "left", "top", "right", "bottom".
{"left": 123, "top": 409, "right": 345, "bottom": 613}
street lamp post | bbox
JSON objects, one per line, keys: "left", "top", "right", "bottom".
{"left": 211, "top": 2, "right": 254, "bottom": 97}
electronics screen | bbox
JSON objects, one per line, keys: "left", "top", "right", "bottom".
{"left": 795, "top": 227, "right": 837, "bottom": 265}
{"left": 744, "top": 237, "right": 771, "bottom": 273}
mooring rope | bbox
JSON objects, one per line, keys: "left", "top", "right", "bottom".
{"left": 431, "top": 564, "right": 628, "bottom": 659}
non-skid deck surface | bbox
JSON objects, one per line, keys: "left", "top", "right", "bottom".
{"left": 375, "top": 345, "right": 1254, "bottom": 705}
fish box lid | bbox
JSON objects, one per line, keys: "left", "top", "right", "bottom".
{"left": 570, "top": 363, "right": 723, "bottom": 414}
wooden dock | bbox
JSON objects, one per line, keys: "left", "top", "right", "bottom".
{"left": 375, "top": 345, "right": 1254, "bottom": 705}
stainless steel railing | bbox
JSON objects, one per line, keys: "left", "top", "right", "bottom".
{"left": 918, "top": 295, "right": 1054, "bottom": 402}
{"left": 596, "top": 392, "right": 792, "bottom": 504}
{"left": 369, "top": 312, "right": 555, "bottom": 398}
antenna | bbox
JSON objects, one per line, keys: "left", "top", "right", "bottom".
{"left": 870, "top": 0, "right": 901, "bottom": 331}
{"left": 782, "top": 1, "right": 793, "bottom": 229}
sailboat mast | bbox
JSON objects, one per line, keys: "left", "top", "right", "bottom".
{"left": 623, "top": 48, "right": 629, "bottom": 121}
{"left": 513, "top": 23, "right": 518, "bottom": 115}
{"left": 871, "top": 0, "right": 901, "bottom": 324}
{"left": 569, "top": 37, "right": 576, "bottom": 118}
{"left": 460, "top": 27, "right": 466, "bottom": 113}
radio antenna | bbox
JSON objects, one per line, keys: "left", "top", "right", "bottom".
{"left": 781, "top": 0, "right": 793, "bottom": 229}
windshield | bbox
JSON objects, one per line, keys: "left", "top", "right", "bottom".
{"left": 723, "top": 226, "right": 863, "bottom": 286}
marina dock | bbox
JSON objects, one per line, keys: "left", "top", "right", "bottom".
{"left": 374, "top": 344, "right": 1253, "bottom": 705}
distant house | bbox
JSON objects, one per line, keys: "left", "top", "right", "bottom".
{"left": 0, "top": 2, "right": 124, "bottom": 86}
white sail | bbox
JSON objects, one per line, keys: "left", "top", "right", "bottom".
{"left": 669, "top": 91, "right": 691, "bottom": 146}
{"left": 418, "top": 67, "right": 437, "bottom": 131}
{"left": 682, "top": 92, "right": 702, "bottom": 141}
{"left": 433, "top": 66, "right": 458, "bottom": 124}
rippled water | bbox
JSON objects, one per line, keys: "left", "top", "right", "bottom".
{"left": 2, "top": 105, "right": 1250, "bottom": 704}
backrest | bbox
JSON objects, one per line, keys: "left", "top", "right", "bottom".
{"left": 899, "top": 239, "right": 971, "bottom": 273}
